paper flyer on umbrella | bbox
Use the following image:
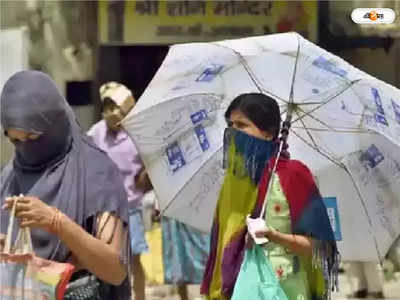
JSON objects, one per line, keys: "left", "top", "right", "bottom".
{"left": 343, "top": 141, "right": 400, "bottom": 257}
{"left": 165, "top": 109, "right": 213, "bottom": 174}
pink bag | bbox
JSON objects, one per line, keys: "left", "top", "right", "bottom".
{"left": 0, "top": 196, "right": 75, "bottom": 300}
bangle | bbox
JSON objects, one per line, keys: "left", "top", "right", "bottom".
{"left": 50, "top": 207, "right": 63, "bottom": 234}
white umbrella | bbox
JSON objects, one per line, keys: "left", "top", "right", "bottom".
{"left": 122, "top": 32, "right": 400, "bottom": 262}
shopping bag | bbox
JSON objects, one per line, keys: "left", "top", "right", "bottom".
{"left": 231, "top": 245, "right": 288, "bottom": 300}
{"left": 0, "top": 196, "right": 75, "bottom": 300}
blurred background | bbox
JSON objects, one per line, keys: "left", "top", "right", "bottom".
{"left": 1, "top": 1, "right": 400, "bottom": 299}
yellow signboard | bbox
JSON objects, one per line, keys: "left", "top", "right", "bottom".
{"left": 99, "top": 1, "right": 318, "bottom": 44}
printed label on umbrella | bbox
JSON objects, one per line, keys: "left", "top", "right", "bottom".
{"left": 166, "top": 142, "right": 186, "bottom": 173}
{"left": 374, "top": 113, "right": 389, "bottom": 126}
{"left": 194, "top": 125, "right": 210, "bottom": 152}
{"left": 323, "top": 197, "right": 343, "bottom": 241}
{"left": 391, "top": 99, "right": 400, "bottom": 125}
{"left": 302, "top": 57, "right": 346, "bottom": 89}
{"left": 371, "top": 88, "right": 385, "bottom": 115}
{"left": 312, "top": 56, "right": 347, "bottom": 77}
{"left": 165, "top": 129, "right": 209, "bottom": 174}
{"left": 360, "top": 144, "right": 384, "bottom": 169}
{"left": 191, "top": 109, "right": 208, "bottom": 125}
{"left": 196, "top": 64, "right": 224, "bottom": 82}
{"left": 368, "top": 88, "right": 389, "bottom": 126}
{"left": 364, "top": 115, "right": 386, "bottom": 132}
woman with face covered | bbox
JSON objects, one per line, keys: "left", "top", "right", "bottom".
{"left": 201, "top": 93, "right": 339, "bottom": 300}
{"left": 0, "top": 71, "right": 131, "bottom": 299}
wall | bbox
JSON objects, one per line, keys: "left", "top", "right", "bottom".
{"left": 338, "top": 39, "right": 400, "bottom": 88}
{"left": 0, "top": 0, "right": 99, "bottom": 167}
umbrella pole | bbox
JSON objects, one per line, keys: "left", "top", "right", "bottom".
{"left": 259, "top": 140, "right": 285, "bottom": 219}
{"left": 259, "top": 103, "right": 295, "bottom": 218}
{"left": 281, "top": 102, "right": 295, "bottom": 143}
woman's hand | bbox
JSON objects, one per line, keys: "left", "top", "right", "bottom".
{"left": 246, "top": 227, "right": 275, "bottom": 249}
{"left": 255, "top": 227, "right": 275, "bottom": 240}
{"left": 151, "top": 207, "right": 161, "bottom": 222}
{"left": 245, "top": 233, "right": 255, "bottom": 249}
{"left": 2, "top": 196, "right": 55, "bottom": 233}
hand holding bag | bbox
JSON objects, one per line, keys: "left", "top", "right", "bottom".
{"left": 0, "top": 196, "right": 75, "bottom": 300}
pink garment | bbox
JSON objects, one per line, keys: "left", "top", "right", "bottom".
{"left": 88, "top": 120, "right": 144, "bottom": 208}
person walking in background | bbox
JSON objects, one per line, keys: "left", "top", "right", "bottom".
{"left": 0, "top": 71, "right": 131, "bottom": 299}
{"left": 346, "top": 262, "right": 385, "bottom": 299}
{"left": 137, "top": 170, "right": 210, "bottom": 300}
{"left": 387, "top": 238, "right": 400, "bottom": 273}
{"left": 161, "top": 216, "right": 210, "bottom": 300}
{"left": 88, "top": 82, "right": 150, "bottom": 300}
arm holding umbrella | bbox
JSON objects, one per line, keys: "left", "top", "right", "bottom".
{"left": 252, "top": 114, "right": 313, "bottom": 258}
{"left": 255, "top": 228, "right": 312, "bottom": 257}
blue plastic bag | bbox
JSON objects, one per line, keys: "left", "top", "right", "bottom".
{"left": 232, "top": 245, "right": 288, "bottom": 300}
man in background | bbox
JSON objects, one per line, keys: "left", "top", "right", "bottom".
{"left": 88, "top": 82, "right": 150, "bottom": 300}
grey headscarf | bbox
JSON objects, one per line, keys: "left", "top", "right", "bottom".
{"left": 0, "top": 71, "right": 129, "bottom": 265}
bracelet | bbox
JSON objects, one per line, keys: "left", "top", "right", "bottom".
{"left": 50, "top": 207, "right": 63, "bottom": 234}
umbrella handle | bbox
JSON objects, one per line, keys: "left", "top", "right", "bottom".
{"left": 280, "top": 120, "right": 291, "bottom": 141}
{"left": 259, "top": 140, "right": 285, "bottom": 219}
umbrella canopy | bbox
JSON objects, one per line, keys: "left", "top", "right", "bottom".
{"left": 122, "top": 32, "right": 400, "bottom": 262}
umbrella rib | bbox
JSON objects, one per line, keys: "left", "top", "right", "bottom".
{"left": 237, "top": 56, "right": 263, "bottom": 93}
{"left": 209, "top": 41, "right": 264, "bottom": 93}
{"left": 213, "top": 42, "right": 264, "bottom": 94}
{"left": 292, "top": 84, "right": 354, "bottom": 124}
{"left": 240, "top": 58, "right": 290, "bottom": 104}
{"left": 291, "top": 130, "right": 345, "bottom": 169}
{"left": 294, "top": 97, "right": 373, "bottom": 134}
{"left": 291, "top": 126, "right": 370, "bottom": 134}
{"left": 297, "top": 101, "right": 326, "bottom": 106}
{"left": 295, "top": 110, "right": 320, "bottom": 150}
{"left": 161, "top": 145, "right": 224, "bottom": 213}
{"left": 288, "top": 36, "right": 301, "bottom": 105}
{"left": 292, "top": 117, "right": 364, "bottom": 172}
{"left": 238, "top": 55, "right": 289, "bottom": 104}
{"left": 296, "top": 105, "right": 357, "bottom": 134}
{"left": 213, "top": 42, "right": 289, "bottom": 104}
{"left": 344, "top": 168, "right": 384, "bottom": 263}
{"left": 294, "top": 111, "right": 340, "bottom": 164}
{"left": 349, "top": 83, "right": 372, "bottom": 129}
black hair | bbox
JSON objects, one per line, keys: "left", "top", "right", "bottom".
{"left": 225, "top": 93, "right": 281, "bottom": 139}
